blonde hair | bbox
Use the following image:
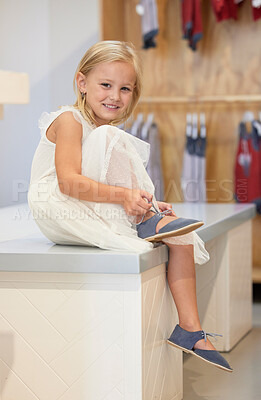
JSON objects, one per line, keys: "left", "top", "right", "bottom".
{"left": 73, "top": 41, "right": 142, "bottom": 126}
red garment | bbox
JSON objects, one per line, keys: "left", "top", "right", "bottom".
{"left": 235, "top": 122, "right": 261, "bottom": 206}
{"left": 252, "top": 5, "right": 261, "bottom": 20}
{"left": 211, "top": 0, "right": 238, "bottom": 21}
{"left": 212, "top": 0, "right": 225, "bottom": 13}
{"left": 181, "top": 0, "right": 203, "bottom": 51}
{"left": 182, "top": 0, "right": 193, "bottom": 38}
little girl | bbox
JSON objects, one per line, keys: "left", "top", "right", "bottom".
{"left": 28, "top": 40, "right": 232, "bottom": 372}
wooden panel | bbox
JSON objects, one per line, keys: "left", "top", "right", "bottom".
{"left": 99, "top": 0, "right": 125, "bottom": 41}
{"left": 100, "top": 0, "right": 261, "bottom": 96}
{"left": 140, "top": 0, "right": 261, "bottom": 98}
{"left": 123, "top": 0, "right": 142, "bottom": 47}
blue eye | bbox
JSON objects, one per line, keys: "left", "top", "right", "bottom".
{"left": 101, "top": 83, "right": 110, "bottom": 88}
{"left": 121, "top": 87, "right": 131, "bottom": 92}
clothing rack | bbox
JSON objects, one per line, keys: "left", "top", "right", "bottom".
{"left": 139, "top": 95, "right": 261, "bottom": 105}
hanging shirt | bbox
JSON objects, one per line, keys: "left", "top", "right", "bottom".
{"left": 140, "top": 0, "right": 159, "bottom": 49}
{"left": 234, "top": 121, "right": 261, "bottom": 213}
{"left": 181, "top": 135, "right": 199, "bottom": 201}
{"left": 145, "top": 122, "right": 165, "bottom": 201}
{"left": 181, "top": 0, "right": 203, "bottom": 51}
{"left": 252, "top": 3, "right": 261, "bottom": 20}
{"left": 132, "top": 116, "right": 165, "bottom": 200}
{"left": 211, "top": 0, "right": 238, "bottom": 21}
{"left": 195, "top": 135, "right": 207, "bottom": 202}
{"left": 252, "top": 0, "right": 261, "bottom": 7}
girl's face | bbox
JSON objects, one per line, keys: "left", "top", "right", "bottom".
{"left": 81, "top": 61, "right": 136, "bottom": 126}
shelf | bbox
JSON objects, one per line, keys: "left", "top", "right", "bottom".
{"left": 139, "top": 95, "right": 261, "bottom": 105}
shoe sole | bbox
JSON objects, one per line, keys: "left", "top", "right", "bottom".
{"left": 145, "top": 221, "right": 204, "bottom": 242}
{"left": 166, "top": 340, "right": 233, "bottom": 372}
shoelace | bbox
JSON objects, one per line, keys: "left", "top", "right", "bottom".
{"left": 136, "top": 201, "right": 173, "bottom": 226}
{"left": 202, "top": 331, "right": 223, "bottom": 343}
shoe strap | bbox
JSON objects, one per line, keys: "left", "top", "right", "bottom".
{"left": 202, "top": 331, "right": 223, "bottom": 343}
{"left": 193, "top": 330, "right": 223, "bottom": 346}
{"left": 136, "top": 200, "right": 173, "bottom": 226}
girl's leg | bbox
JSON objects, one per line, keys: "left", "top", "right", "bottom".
{"left": 166, "top": 242, "right": 216, "bottom": 351}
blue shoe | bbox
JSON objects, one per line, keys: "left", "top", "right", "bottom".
{"left": 136, "top": 202, "right": 204, "bottom": 242}
{"left": 167, "top": 325, "right": 233, "bottom": 372}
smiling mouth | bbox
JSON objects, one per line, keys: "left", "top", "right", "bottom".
{"left": 103, "top": 104, "right": 120, "bottom": 109}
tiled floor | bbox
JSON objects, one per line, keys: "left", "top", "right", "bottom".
{"left": 183, "top": 299, "right": 261, "bottom": 400}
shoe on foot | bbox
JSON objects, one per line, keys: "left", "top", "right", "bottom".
{"left": 136, "top": 202, "right": 204, "bottom": 242}
{"left": 167, "top": 324, "right": 233, "bottom": 372}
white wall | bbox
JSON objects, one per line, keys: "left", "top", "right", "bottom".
{"left": 49, "top": 0, "right": 99, "bottom": 110}
{"left": 0, "top": 0, "right": 50, "bottom": 207}
{"left": 0, "top": 0, "right": 99, "bottom": 207}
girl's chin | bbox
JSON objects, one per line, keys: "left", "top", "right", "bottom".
{"left": 94, "top": 108, "right": 126, "bottom": 125}
{"left": 99, "top": 110, "right": 124, "bottom": 120}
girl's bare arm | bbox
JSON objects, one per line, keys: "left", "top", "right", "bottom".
{"left": 54, "top": 112, "right": 152, "bottom": 216}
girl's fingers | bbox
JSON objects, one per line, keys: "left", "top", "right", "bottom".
{"left": 124, "top": 190, "right": 153, "bottom": 216}
{"left": 157, "top": 201, "right": 172, "bottom": 211}
{"left": 140, "top": 199, "right": 152, "bottom": 212}
{"left": 131, "top": 199, "right": 151, "bottom": 216}
{"left": 164, "top": 202, "right": 172, "bottom": 210}
{"left": 140, "top": 190, "right": 153, "bottom": 204}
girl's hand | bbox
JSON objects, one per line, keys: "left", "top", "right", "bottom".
{"left": 123, "top": 189, "right": 153, "bottom": 217}
{"left": 157, "top": 201, "right": 177, "bottom": 217}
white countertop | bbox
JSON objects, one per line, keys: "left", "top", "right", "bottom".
{"left": 0, "top": 202, "right": 256, "bottom": 274}
{"left": 172, "top": 202, "right": 256, "bottom": 242}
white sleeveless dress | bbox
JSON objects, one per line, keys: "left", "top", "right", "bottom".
{"left": 28, "top": 105, "right": 209, "bottom": 264}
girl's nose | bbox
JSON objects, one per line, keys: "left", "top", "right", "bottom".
{"left": 109, "top": 89, "right": 120, "bottom": 102}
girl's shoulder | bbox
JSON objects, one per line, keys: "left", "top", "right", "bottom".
{"left": 38, "top": 105, "right": 93, "bottom": 140}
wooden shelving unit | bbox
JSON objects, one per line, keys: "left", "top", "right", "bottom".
{"left": 100, "top": 0, "right": 261, "bottom": 282}
{"left": 139, "top": 95, "right": 261, "bottom": 105}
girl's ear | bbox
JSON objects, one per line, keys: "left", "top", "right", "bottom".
{"left": 76, "top": 72, "right": 87, "bottom": 93}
